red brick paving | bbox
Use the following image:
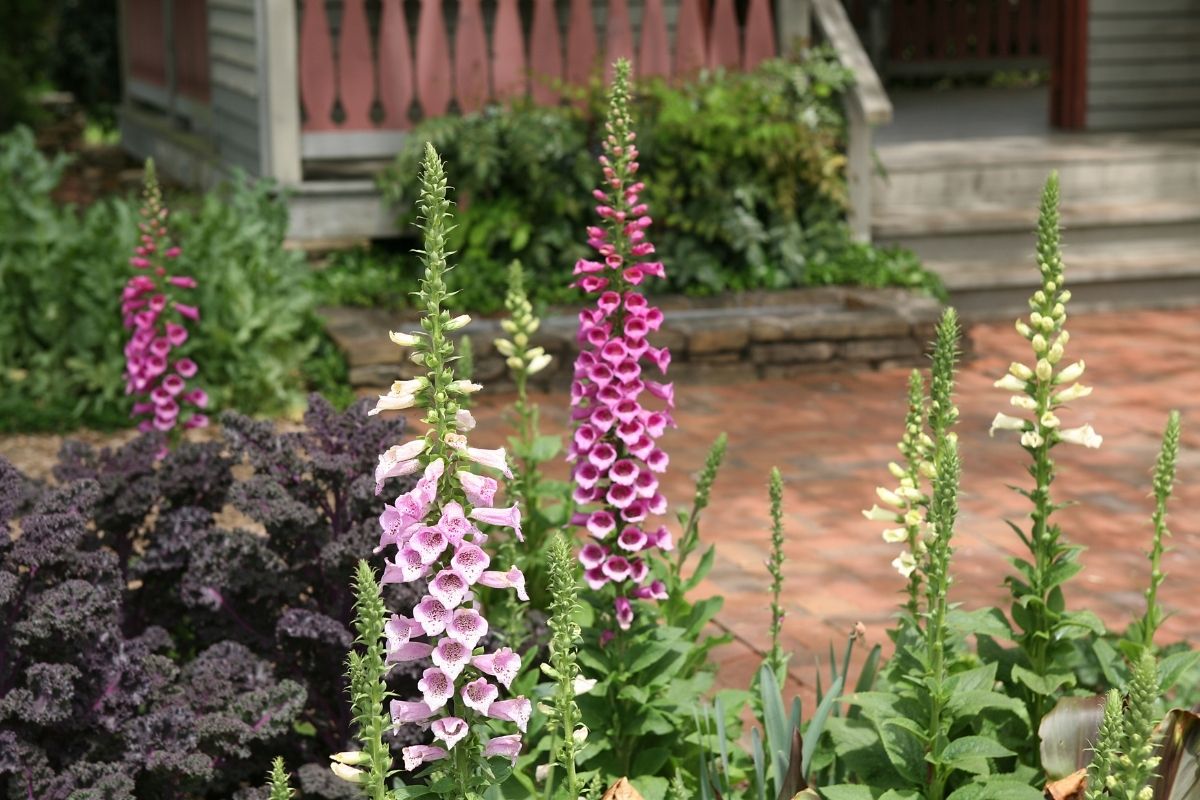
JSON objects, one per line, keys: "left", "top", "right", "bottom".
{"left": 467, "top": 307, "right": 1200, "bottom": 704}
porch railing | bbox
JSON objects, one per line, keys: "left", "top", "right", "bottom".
{"left": 125, "top": 0, "right": 212, "bottom": 124}
{"left": 295, "top": 0, "right": 787, "bottom": 158}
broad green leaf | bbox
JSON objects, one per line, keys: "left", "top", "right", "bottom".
{"left": 938, "top": 736, "right": 1015, "bottom": 773}
{"left": 946, "top": 690, "right": 1026, "bottom": 720}
{"left": 1159, "top": 650, "right": 1200, "bottom": 694}
{"left": 803, "top": 676, "right": 843, "bottom": 777}
{"left": 630, "top": 775, "right": 669, "bottom": 800}
{"left": 945, "top": 779, "right": 1043, "bottom": 800}
{"left": 528, "top": 434, "right": 562, "bottom": 462}
{"left": 947, "top": 608, "right": 1013, "bottom": 641}
{"left": 817, "top": 786, "right": 881, "bottom": 800}
{"left": 1010, "top": 663, "right": 1074, "bottom": 696}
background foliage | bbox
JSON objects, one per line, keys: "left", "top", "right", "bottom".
{"left": 0, "top": 127, "right": 345, "bottom": 433}
{"left": 354, "top": 53, "right": 941, "bottom": 315}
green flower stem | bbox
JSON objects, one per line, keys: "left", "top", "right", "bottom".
{"left": 1141, "top": 410, "right": 1181, "bottom": 652}
{"left": 767, "top": 467, "right": 786, "bottom": 680}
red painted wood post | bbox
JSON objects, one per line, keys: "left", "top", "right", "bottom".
{"left": 741, "top": 0, "right": 777, "bottom": 70}
{"left": 565, "top": 0, "right": 598, "bottom": 86}
{"left": 673, "top": 0, "right": 708, "bottom": 78}
{"left": 889, "top": 0, "right": 906, "bottom": 60}
{"left": 529, "top": 0, "right": 565, "bottom": 102}
{"left": 378, "top": 0, "right": 415, "bottom": 128}
{"left": 707, "top": 0, "right": 741, "bottom": 69}
{"left": 299, "top": 0, "right": 337, "bottom": 130}
{"left": 416, "top": 0, "right": 453, "bottom": 118}
{"left": 638, "top": 0, "right": 671, "bottom": 78}
{"left": 455, "top": 0, "right": 490, "bottom": 111}
{"left": 338, "top": 0, "right": 375, "bottom": 128}
{"left": 605, "top": 0, "right": 635, "bottom": 78}
{"left": 975, "top": 0, "right": 994, "bottom": 59}
{"left": 492, "top": 0, "right": 529, "bottom": 99}
{"left": 997, "top": 0, "right": 1013, "bottom": 56}
{"left": 1016, "top": 0, "right": 1034, "bottom": 56}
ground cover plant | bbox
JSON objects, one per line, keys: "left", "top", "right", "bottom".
{"left": 5, "top": 60, "right": 1200, "bottom": 800}
{"left": 339, "top": 51, "right": 941, "bottom": 317}
{"left": 0, "top": 126, "right": 345, "bottom": 433}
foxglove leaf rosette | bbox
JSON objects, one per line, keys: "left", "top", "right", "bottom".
{"left": 121, "top": 160, "right": 208, "bottom": 436}
{"left": 355, "top": 144, "right": 530, "bottom": 789}
{"left": 568, "top": 60, "right": 676, "bottom": 633}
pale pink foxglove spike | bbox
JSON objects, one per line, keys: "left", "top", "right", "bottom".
{"left": 485, "top": 697, "right": 532, "bottom": 732}
{"left": 391, "top": 699, "right": 435, "bottom": 725}
{"left": 461, "top": 677, "right": 499, "bottom": 715}
{"left": 483, "top": 733, "right": 523, "bottom": 765}
{"left": 401, "top": 745, "right": 448, "bottom": 771}
{"left": 472, "top": 647, "right": 521, "bottom": 689}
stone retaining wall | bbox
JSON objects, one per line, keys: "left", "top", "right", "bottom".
{"left": 322, "top": 287, "right": 961, "bottom": 392}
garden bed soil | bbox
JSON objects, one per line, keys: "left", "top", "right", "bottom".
{"left": 321, "top": 286, "right": 963, "bottom": 392}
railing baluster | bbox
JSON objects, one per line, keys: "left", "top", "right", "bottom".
{"left": 455, "top": 0, "right": 490, "bottom": 111}
{"left": 605, "top": 0, "right": 635, "bottom": 76}
{"left": 338, "top": 0, "right": 375, "bottom": 127}
{"left": 378, "top": 0, "right": 415, "bottom": 129}
{"left": 416, "top": 0, "right": 453, "bottom": 117}
{"left": 673, "top": 0, "right": 708, "bottom": 77}
{"left": 741, "top": 0, "right": 776, "bottom": 70}
{"left": 638, "top": 0, "right": 671, "bottom": 78}
{"left": 299, "top": 0, "right": 337, "bottom": 130}
{"left": 708, "top": 0, "right": 741, "bottom": 68}
{"left": 565, "top": 0, "right": 599, "bottom": 85}
{"left": 492, "top": 0, "right": 528, "bottom": 99}
{"left": 529, "top": 0, "right": 565, "bottom": 102}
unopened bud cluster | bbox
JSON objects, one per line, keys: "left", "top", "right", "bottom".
{"left": 496, "top": 261, "right": 552, "bottom": 379}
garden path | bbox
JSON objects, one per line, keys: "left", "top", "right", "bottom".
{"left": 467, "top": 306, "right": 1200, "bottom": 704}
{"left": 3, "top": 307, "right": 1198, "bottom": 708}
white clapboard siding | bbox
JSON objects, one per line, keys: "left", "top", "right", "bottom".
{"left": 1086, "top": 0, "right": 1200, "bottom": 131}
{"left": 208, "top": 0, "right": 263, "bottom": 173}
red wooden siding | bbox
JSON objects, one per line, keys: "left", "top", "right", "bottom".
{"left": 172, "top": 0, "right": 211, "bottom": 101}
{"left": 127, "top": 0, "right": 168, "bottom": 87}
{"left": 298, "top": 0, "right": 783, "bottom": 134}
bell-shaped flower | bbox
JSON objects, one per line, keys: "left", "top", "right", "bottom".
{"left": 391, "top": 699, "right": 435, "bottom": 727}
{"left": 450, "top": 543, "right": 491, "bottom": 583}
{"left": 447, "top": 607, "right": 489, "bottom": 649}
{"left": 382, "top": 547, "right": 427, "bottom": 584}
{"left": 457, "top": 470, "right": 498, "bottom": 507}
{"left": 472, "top": 647, "right": 521, "bottom": 689}
{"left": 401, "top": 744, "right": 447, "bottom": 771}
{"left": 447, "top": 439, "right": 513, "bottom": 479}
{"left": 483, "top": 734, "right": 522, "bottom": 765}
{"left": 461, "top": 677, "right": 499, "bottom": 715}
{"left": 892, "top": 550, "right": 917, "bottom": 578}
{"left": 429, "top": 569, "right": 469, "bottom": 609}
{"left": 385, "top": 614, "right": 421, "bottom": 650}
{"left": 410, "top": 526, "right": 449, "bottom": 565}
{"left": 375, "top": 439, "right": 428, "bottom": 493}
{"left": 989, "top": 412, "right": 1027, "bottom": 436}
{"left": 469, "top": 504, "right": 523, "bottom": 542}
{"left": 432, "top": 638, "right": 471, "bottom": 680}
{"left": 1058, "top": 424, "right": 1103, "bottom": 449}
{"left": 579, "top": 542, "right": 607, "bottom": 569}
{"left": 881, "top": 527, "right": 908, "bottom": 544}
{"left": 431, "top": 716, "right": 470, "bottom": 750}
{"left": 387, "top": 641, "right": 433, "bottom": 664}
{"left": 413, "top": 596, "right": 450, "bottom": 637}
{"left": 486, "top": 697, "right": 532, "bottom": 733}
{"left": 418, "top": 667, "right": 455, "bottom": 711}
{"left": 477, "top": 566, "right": 529, "bottom": 601}
{"left": 330, "top": 762, "right": 364, "bottom": 783}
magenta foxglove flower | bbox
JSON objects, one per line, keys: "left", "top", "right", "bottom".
{"left": 121, "top": 162, "right": 206, "bottom": 437}
{"left": 568, "top": 64, "right": 675, "bottom": 635}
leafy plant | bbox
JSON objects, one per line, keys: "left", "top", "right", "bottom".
{"left": 0, "top": 126, "right": 340, "bottom": 432}
{"left": 371, "top": 53, "right": 942, "bottom": 316}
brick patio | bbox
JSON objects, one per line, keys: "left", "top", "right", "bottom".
{"left": 466, "top": 306, "right": 1200, "bottom": 703}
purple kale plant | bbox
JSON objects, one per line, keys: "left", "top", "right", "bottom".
{"left": 1, "top": 395, "right": 430, "bottom": 799}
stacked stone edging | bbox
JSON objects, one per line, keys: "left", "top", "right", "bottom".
{"left": 322, "top": 287, "right": 961, "bottom": 392}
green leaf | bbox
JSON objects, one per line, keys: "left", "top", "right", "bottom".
{"left": 817, "top": 786, "right": 882, "bottom": 800}
{"left": 803, "top": 675, "right": 843, "bottom": 777}
{"left": 945, "top": 779, "right": 1044, "bottom": 800}
{"left": 528, "top": 434, "right": 562, "bottom": 462}
{"left": 945, "top": 690, "right": 1026, "bottom": 720}
{"left": 630, "top": 776, "right": 669, "bottom": 800}
{"left": 938, "top": 736, "right": 1015, "bottom": 773}
{"left": 1010, "top": 663, "right": 1074, "bottom": 697}
{"left": 947, "top": 608, "right": 1013, "bottom": 641}
{"left": 684, "top": 545, "right": 717, "bottom": 591}
{"left": 1159, "top": 650, "right": 1200, "bottom": 694}
{"left": 632, "top": 747, "right": 670, "bottom": 780}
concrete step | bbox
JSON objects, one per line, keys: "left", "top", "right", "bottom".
{"left": 874, "top": 200, "right": 1200, "bottom": 267}
{"left": 873, "top": 130, "right": 1200, "bottom": 210}
{"left": 936, "top": 250, "right": 1200, "bottom": 320}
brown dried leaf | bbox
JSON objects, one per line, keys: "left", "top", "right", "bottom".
{"left": 602, "top": 777, "right": 646, "bottom": 800}
{"left": 1045, "top": 768, "right": 1087, "bottom": 800}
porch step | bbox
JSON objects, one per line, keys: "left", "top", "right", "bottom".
{"left": 942, "top": 250, "right": 1200, "bottom": 319}
{"left": 874, "top": 130, "right": 1200, "bottom": 211}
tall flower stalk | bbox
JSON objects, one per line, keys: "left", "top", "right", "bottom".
{"left": 541, "top": 534, "right": 587, "bottom": 800}
{"left": 342, "top": 144, "right": 531, "bottom": 797}
{"left": 121, "top": 160, "right": 208, "bottom": 435}
{"left": 568, "top": 59, "right": 674, "bottom": 633}
{"left": 766, "top": 467, "right": 787, "bottom": 681}
{"left": 988, "top": 173, "right": 1102, "bottom": 741}
{"left": 1131, "top": 410, "right": 1181, "bottom": 656}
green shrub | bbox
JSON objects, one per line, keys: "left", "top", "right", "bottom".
{"left": 369, "top": 51, "right": 943, "bottom": 314}
{"left": 0, "top": 126, "right": 341, "bottom": 432}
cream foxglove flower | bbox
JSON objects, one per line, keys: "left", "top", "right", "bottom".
{"left": 447, "top": 379, "right": 482, "bottom": 395}
{"left": 369, "top": 391, "right": 417, "bottom": 415}
{"left": 863, "top": 504, "right": 902, "bottom": 523}
{"left": 390, "top": 330, "right": 421, "bottom": 347}
{"left": 1053, "top": 383, "right": 1093, "bottom": 404}
{"left": 1054, "top": 360, "right": 1085, "bottom": 384}
{"left": 1011, "top": 395, "right": 1038, "bottom": 411}
{"left": 1058, "top": 424, "right": 1103, "bottom": 449}
{"left": 330, "top": 762, "right": 364, "bottom": 783}
{"left": 882, "top": 527, "right": 908, "bottom": 544}
{"left": 994, "top": 374, "right": 1027, "bottom": 392}
{"left": 1021, "top": 431, "right": 1044, "bottom": 448}
{"left": 1010, "top": 362, "right": 1034, "bottom": 380}
{"left": 444, "top": 314, "right": 472, "bottom": 331}
{"left": 990, "top": 412, "right": 1027, "bottom": 436}
{"left": 875, "top": 487, "right": 905, "bottom": 508}
{"left": 1040, "top": 411, "right": 1061, "bottom": 429}
{"left": 892, "top": 550, "right": 917, "bottom": 578}
{"left": 527, "top": 352, "right": 553, "bottom": 375}
{"left": 1035, "top": 359, "right": 1053, "bottom": 381}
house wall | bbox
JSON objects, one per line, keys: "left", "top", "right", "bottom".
{"left": 1087, "top": 0, "right": 1200, "bottom": 130}
{"left": 209, "top": 0, "right": 265, "bottom": 174}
